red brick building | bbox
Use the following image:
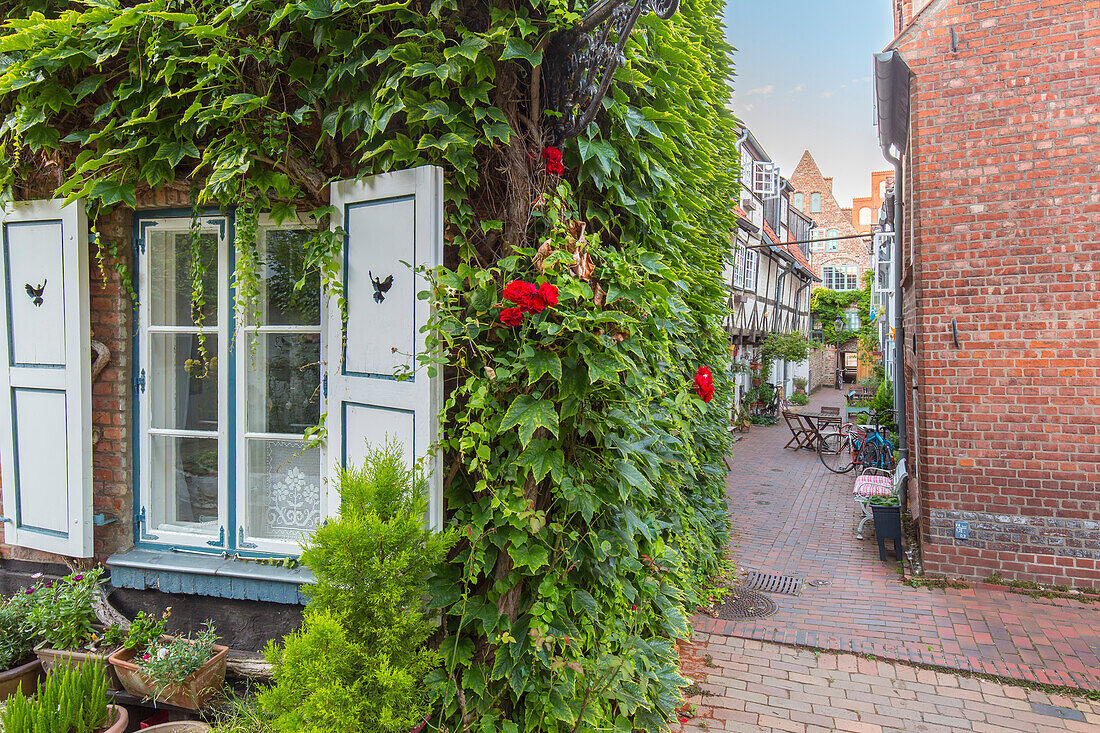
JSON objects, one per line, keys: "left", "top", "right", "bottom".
{"left": 881, "top": 0, "right": 1100, "bottom": 585}
{"left": 851, "top": 170, "right": 894, "bottom": 234}
{"left": 790, "top": 151, "right": 865, "bottom": 291}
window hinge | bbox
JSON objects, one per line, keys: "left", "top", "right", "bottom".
{"left": 135, "top": 368, "right": 146, "bottom": 394}
{"left": 134, "top": 236, "right": 145, "bottom": 255}
{"left": 207, "top": 526, "right": 226, "bottom": 547}
{"left": 137, "top": 507, "right": 159, "bottom": 541}
{"left": 238, "top": 527, "right": 258, "bottom": 550}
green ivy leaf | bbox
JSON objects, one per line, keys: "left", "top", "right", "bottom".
{"left": 500, "top": 38, "right": 542, "bottom": 66}
{"left": 89, "top": 180, "right": 136, "bottom": 208}
{"left": 498, "top": 395, "right": 558, "bottom": 447}
{"left": 526, "top": 351, "right": 561, "bottom": 384}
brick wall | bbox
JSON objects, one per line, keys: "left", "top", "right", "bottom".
{"left": 895, "top": 0, "right": 1100, "bottom": 585}
{"left": 808, "top": 344, "right": 835, "bottom": 393}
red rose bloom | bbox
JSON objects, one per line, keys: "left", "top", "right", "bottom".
{"left": 500, "top": 307, "right": 524, "bottom": 327}
{"left": 503, "top": 279, "right": 549, "bottom": 313}
{"left": 537, "top": 282, "right": 559, "bottom": 307}
{"left": 694, "top": 365, "right": 714, "bottom": 403}
{"left": 542, "top": 146, "right": 565, "bottom": 176}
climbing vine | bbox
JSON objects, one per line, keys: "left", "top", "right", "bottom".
{"left": 0, "top": 0, "right": 738, "bottom": 730}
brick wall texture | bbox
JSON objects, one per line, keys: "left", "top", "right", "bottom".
{"left": 895, "top": 0, "right": 1100, "bottom": 586}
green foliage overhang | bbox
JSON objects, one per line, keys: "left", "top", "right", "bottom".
{"left": 0, "top": 0, "right": 739, "bottom": 730}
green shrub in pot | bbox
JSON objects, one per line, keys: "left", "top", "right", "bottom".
{"left": 2, "top": 661, "right": 125, "bottom": 733}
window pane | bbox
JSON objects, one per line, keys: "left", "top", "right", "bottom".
{"left": 244, "top": 439, "right": 321, "bottom": 542}
{"left": 148, "top": 230, "right": 218, "bottom": 327}
{"left": 258, "top": 229, "right": 321, "bottom": 326}
{"left": 149, "top": 334, "right": 218, "bottom": 431}
{"left": 149, "top": 435, "right": 219, "bottom": 535}
{"left": 245, "top": 333, "right": 321, "bottom": 434}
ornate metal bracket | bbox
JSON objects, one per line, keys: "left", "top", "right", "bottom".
{"left": 543, "top": 0, "right": 679, "bottom": 145}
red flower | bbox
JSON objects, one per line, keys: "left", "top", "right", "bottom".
{"left": 542, "top": 146, "right": 565, "bottom": 176}
{"left": 537, "top": 282, "right": 559, "bottom": 308}
{"left": 503, "top": 279, "right": 558, "bottom": 313}
{"left": 500, "top": 307, "right": 524, "bottom": 327}
{"left": 694, "top": 365, "right": 714, "bottom": 403}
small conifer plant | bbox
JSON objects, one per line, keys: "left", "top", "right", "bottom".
{"left": 2, "top": 661, "right": 110, "bottom": 733}
{"left": 260, "top": 439, "right": 458, "bottom": 733}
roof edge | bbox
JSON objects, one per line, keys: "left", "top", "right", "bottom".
{"left": 885, "top": 0, "right": 951, "bottom": 51}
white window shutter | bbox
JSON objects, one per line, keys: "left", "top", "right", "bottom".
{"left": 0, "top": 199, "right": 93, "bottom": 556}
{"left": 327, "top": 166, "right": 444, "bottom": 530}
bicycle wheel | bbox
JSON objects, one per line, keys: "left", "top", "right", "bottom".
{"left": 819, "top": 432, "right": 856, "bottom": 473}
{"left": 857, "top": 440, "right": 883, "bottom": 470}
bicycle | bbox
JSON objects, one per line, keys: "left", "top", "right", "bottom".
{"left": 818, "top": 409, "right": 896, "bottom": 474}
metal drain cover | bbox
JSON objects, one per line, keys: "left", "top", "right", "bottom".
{"left": 755, "top": 500, "right": 771, "bottom": 505}
{"left": 744, "top": 571, "right": 803, "bottom": 596}
{"left": 807, "top": 579, "right": 831, "bottom": 587}
{"left": 715, "top": 587, "right": 779, "bottom": 620}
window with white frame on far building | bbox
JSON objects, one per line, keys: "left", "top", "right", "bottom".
{"left": 826, "top": 228, "right": 839, "bottom": 252}
{"left": 822, "top": 264, "right": 859, "bottom": 291}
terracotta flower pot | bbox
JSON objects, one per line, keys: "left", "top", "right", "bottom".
{"left": 109, "top": 643, "right": 229, "bottom": 710}
{"left": 102, "top": 705, "right": 128, "bottom": 733}
{"left": 139, "top": 724, "right": 212, "bottom": 732}
{"left": 0, "top": 657, "right": 42, "bottom": 699}
{"left": 34, "top": 640, "right": 123, "bottom": 690}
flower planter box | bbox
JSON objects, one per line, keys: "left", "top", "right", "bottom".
{"left": 0, "top": 658, "right": 43, "bottom": 699}
{"left": 140, "top": 723, "right": 212, "bottom": 732}
{"left": 102, "top": 705, "right": 129, "bottom": 733}
{"left": 34, "top": 640, "right": 123, "bottom": 690}
{"left": 108, "top": 643, "right": 229, "bottom": 710}
{"left": 870, "top": 504, "right": 903, "bottom": 562}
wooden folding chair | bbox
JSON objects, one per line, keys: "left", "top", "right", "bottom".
{"left": 782, "top": 411, "right": 811, "bottom": 450}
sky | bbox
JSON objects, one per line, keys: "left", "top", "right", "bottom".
{"left": 723, "top": 0, "right": 895, "bottom": 205}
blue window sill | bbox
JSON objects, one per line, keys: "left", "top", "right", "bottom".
{"left": 106, "top": 549, "right": 313, "bottom": 605}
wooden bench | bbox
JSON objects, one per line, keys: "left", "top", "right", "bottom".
{"left": 853, "top": 459, "right": 907, "bottom": 540}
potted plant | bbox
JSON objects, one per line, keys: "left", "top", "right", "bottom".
{"left": 109, "top": 622, "right": 228, "bottom": 710}
{"left": 868, "top": 495, "right": 903, "bottom": 560}
{"left": 0, "top": 589, "right": 44, "bottom": 699}
{"left": 793, "top": 376, "right": 808, "bottom": 395}
{"left": 1, "top": 661, "right": 128, "bottom": 733}
{"left": 25, "top": 569, "right": 123, "bottom": 689}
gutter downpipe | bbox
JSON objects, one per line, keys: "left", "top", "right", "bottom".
{"left": 884, "top": 148, "right": 908, "bottom": 468}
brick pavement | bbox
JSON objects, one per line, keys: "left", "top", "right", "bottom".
{"left": 677, "top": 636, "right": 1100, "bottom": 733}
{"left": 696, "top": 389, "right": 1100, "bottom": 691}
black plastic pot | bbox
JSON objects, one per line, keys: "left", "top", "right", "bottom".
{"left": 871, "top": 504, "right": 902, "bottom": 561}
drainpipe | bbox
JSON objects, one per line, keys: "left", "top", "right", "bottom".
{"left": 884, "top": 149, "right": 908, "bottom": 468}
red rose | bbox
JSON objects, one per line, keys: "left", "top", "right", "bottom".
{"left": 503, "top": 280, "right": 537, "bottom": 304}
{"left": 500, "top": 307, "right": 524, "bottom": 327}
{"left": 694, "top": 365, "right": 714, "bottom": 403}
{"left": 537, "top": 282, "right": 559, "bottom": 307}
{"left": 542, "top": 146, "right": 565, "bottom": 176}
{"left": 503, "top": 280, "right": 548, "bottom": 313}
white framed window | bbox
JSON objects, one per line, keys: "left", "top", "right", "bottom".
{"left": 822, "top": 265, "right": 859, "bottom": 291}
{"left": 136, "top": 214, "right": 324, "bottom": 554}
{"left": 826, "top": 228, "right": 839, "bottom": 252}
{"left": 845, "top": 310, "right": 861, "bottom": 330}
{"left": 810, "top": 192, "right": 822, "bottom": 213}
{"left": 792, "top": 192, "right": 804, "bottom": 211}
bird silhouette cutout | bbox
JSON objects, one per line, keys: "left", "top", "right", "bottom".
{"left": 369, "top": 271, "right": 393, "bottom": 303}
{"left": 25, "top": 279, "right": 46, "bottom": 307}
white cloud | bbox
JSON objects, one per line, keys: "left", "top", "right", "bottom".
{"left": 851, "top": 76, "right": 872, "bottom": 84}
{"left": 788, "top": 83, "right": 806, "bottom": 94}
{"left": 821, "top": 90, "right": 833, "bottom": 99}
{"left": 745, "top": 85, "right": 774, "bottom": 97}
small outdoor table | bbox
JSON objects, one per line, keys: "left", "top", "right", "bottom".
{"left": 789, "top": 411, "right": 841, "bottom": 450}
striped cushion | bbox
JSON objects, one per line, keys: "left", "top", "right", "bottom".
{"left": 853, "top": 475, "right": 894, "bottom": 498}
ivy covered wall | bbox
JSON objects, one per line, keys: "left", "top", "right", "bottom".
{"left": 0, "top": 0, "right": 739, "bottom": 729}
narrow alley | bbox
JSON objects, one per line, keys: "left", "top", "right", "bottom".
{"left": 679, "top": 389, "right": 1100, "bottom": 732}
